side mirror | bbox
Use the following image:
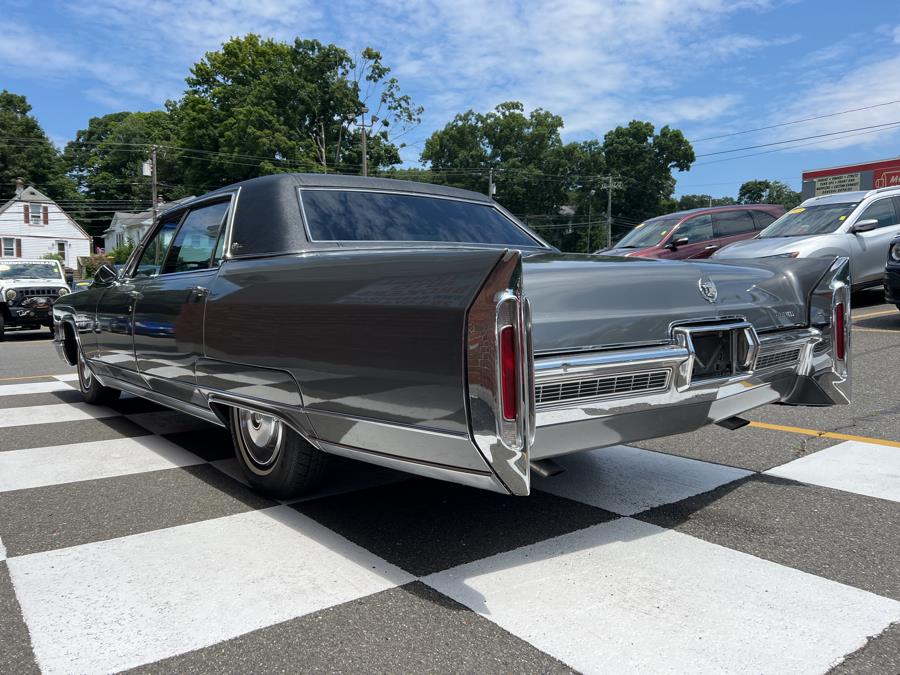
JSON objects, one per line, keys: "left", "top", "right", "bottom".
{"left": 93, "top": 264, "right": 118, "bottom": 286}
{"left": 666, "top": 236, "right": 690, "bottom": 250}
{"left": 851, "top": 218, "right": 878, "bottom": 233}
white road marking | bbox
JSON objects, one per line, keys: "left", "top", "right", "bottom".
{"left": 8, "top": 506, "right": 413, "bottom": 674}
{"left": 0, "top": 436, "right": 204, "bottom": 492}
{"left": 53, "top": 373, "right": 79, "bottom": 382}
{"left": 534, "top": 445, "right": 752, "bottom": 515}
{"left": 0, "top": 403, "right": 117, "bottom": 428}
{"left": 0, "top": 380, "right": 73, "bottom": 397}
{"left": 0, "top": 535, "right": 6, "bottom": 562}
{"left": 766, "top": 440, "right": 900, "bottom": 503}
{"left": 425, "top": 518, "right": 900, "bottom": 675}
{"left": 126, "top": 410, "right": 213, "bottom": 435}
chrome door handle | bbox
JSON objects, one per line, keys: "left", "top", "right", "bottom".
{"left": 190, "top": 286, "right": 209, "bottom": 298}
{"left": 704, "top": 245, "right": 719, "bottom": 250}
{"left": 127, "top": 290, "right": 143, "bottom": 300}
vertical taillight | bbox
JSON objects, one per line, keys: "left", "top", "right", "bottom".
{"left": 834, "top": 302, "right": 845, "bottom": 361}
{"left": 500, "top": 325, "right": 517, "bottom": 421}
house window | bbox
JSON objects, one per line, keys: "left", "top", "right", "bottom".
{"left": 2, "top": 238, "right": 19, "bottom": 257}
{"left": 57, "top": 241, "right": 67, "bottom": 260}
{"left": 116, "top": 232, "right": 125, "bottom": 247}
{"left": 30, "top": 204, "right": 43, "bottom": 225}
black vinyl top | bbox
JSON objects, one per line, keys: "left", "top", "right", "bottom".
{"left": 161, "top": 173, "right": 495, "bottom": 257}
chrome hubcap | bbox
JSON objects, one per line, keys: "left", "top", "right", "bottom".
{"left": 236, "top": 409, "right": 283, "bottom": 474}
{"left": 78, "top": 351, "right": 93, "bottom": 389}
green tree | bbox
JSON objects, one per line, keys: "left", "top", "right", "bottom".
{"left": 63, "top": 111, "right": 187, "bottom": 235}
{"left": 663, "top": 194, "right": 737, "bottom": 212}
{"left": 421, "top": 101, "right": 569, "bottom": 218}
{"left": 738, "top": 179, "right": 800, "bottom": 209}
{"left": 602, "top": 121, "right": 695, "bottom": 223}
{"left": 171, "top": 35, "right": 419, "bottom": 188}
{"left": 0, "top": 90, "right": 77, "bottom": 201}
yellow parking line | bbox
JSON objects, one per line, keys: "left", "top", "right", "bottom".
{"left": 853, "top": 309, "right": 898, "bottom": 320}
{"left": 749, "top": 421, "right": 900, "bottom": 448}
{"left": 854, "top": 327, "right": 900, "bottom": 334}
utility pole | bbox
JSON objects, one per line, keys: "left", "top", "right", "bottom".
{"left": 488, "top": 167, "right": 494, "bottom": 199}
{"left": 587, "top": 188, "right": 596, "bottom": 253}
{"left": 150, "top": 146, "right": 158, "bottom": 223}
{"left": 602, "top": 175, "right": 625, "bottom": 249}
{"left": 360, "top": 122, "right": 368, "bottom": 177}
{"left": 357, "top": 106, "right": 379, "bottom": 177}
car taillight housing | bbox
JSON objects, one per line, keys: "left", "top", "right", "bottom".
{"left": 466, "top": 250, "right": 534, "bottom": 496}
{"left": 833, "top": 301, "right": 845, "bottom": 361}
{"left": 499, "top": 325, "right": 517, "bottom": 421}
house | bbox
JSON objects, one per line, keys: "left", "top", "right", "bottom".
{"left": 103, "top": 196, "right": 194, "bottom": 252}
{"left": 0, "top": 179, "right": 91, "bottom": 269}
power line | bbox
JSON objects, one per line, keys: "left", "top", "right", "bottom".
{"left": 690, "top": 99, "right": 900, "bottom": 143}
{"left": 694, "top": 122, "right": 900, "bottom": 166}
{"left": 695, "top": 120, "right": 900, "bottom": 158}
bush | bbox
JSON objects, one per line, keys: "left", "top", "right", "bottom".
{"left": 42, "top": 252, "right": 64, "bottom": 262}
{"left": 109, "top": 241, "right": 135, "bottom": 264}
{"left": 81, "top": 253, "right": 115, "bottom": 278}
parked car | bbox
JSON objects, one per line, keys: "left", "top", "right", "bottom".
{"left": 713, "top": 187, "right": 900, "bottom": 290}
{"left": 53, "top": 174, "right": 851, "bottom": 499}
{"left": 886, "top": 236, "right": 900, "bottom": 311}
{"left": 601, "top": 204, "right": 784, "bottom": 259}
{"left": 0, "top": 259, "right": 70, "bottom": 340}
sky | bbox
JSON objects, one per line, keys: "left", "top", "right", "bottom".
{"left": 1, "top": 0, "right": 899, "bottom": 200}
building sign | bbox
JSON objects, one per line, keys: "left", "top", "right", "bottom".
{"left": 815, "top": 172, "right": 860, "bottom": 196}
{"left": 874, "top": 168, "right": 900, "bottom": 189}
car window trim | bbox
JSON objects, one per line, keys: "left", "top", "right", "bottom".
{"left": 296, "top": 186, "right": 548, "bottom": 248}
{"left": 161, "top": 199, "right": 232, "bottom": 275}
{"left": 125, "top": 191, "right": 237, "bottom": 279}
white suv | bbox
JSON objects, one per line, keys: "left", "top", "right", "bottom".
{"left": 713, "top": 187, "right": 900, "bottom": 290}
{"left": 0, "top": 259, "right": 71, "bottom": 340}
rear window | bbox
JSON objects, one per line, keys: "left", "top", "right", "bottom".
{"left": 300, "top": 189, "right": 540, "bottom": 247}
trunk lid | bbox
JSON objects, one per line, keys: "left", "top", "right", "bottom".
{"left": 523, "top": 253, "right": 831, "bottom": 354}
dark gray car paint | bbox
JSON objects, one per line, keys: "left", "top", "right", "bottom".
{"left": 53, "top": 173, "right": 842, "bottom": 485}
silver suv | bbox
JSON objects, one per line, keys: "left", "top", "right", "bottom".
{"left": 713, "top": 187, "right": 900, "bottom": 290}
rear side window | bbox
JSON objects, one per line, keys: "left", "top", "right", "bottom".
{"left": 751, "top": 211, "right": 777, "bottom": 230}
{"left": 675, "top": 214, "right": 713, "bottom": 243}
{"left": 162, "top": 201, "right": 230, "bottom": 274}
{"left": 713, "top": 210, "right": 756, "bottom": 237}
{"left": 301, "top": 189, "right": 539, "bottom": 246}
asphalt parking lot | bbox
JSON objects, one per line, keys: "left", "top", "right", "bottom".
{"left": 0, "top": 291, "right": 898, "bottom": 674}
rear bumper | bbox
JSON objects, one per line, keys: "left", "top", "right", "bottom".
{"left": 531, "top": 325, "right": 848, "bottom": 460}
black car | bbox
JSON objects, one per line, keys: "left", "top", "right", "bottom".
{"left": 886, "top": 236, "right": 900, "bottom": 311}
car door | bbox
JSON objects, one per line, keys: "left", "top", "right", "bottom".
{"left": 849, "top": 197, "right": 900, "bottom": 285}
{"left": 710, "top": 210, "right": 758, "bottom": 257}
{"left": 661, "top": 214, "right": 715, "bottom": 259}
{"left": 93, "top": 217, "right": 180, "bottom": 386}
{"left": 132, "top": 198, "right": 231, "bottom": 402}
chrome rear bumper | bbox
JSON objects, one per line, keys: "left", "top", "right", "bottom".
{"left": 531, "top": 324, "right": 849, "bottom": 460}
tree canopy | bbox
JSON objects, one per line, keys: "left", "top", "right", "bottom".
{"left": 738, "top": 179, "right": 801, "bottom": 209}
{"left": 0, "top": 90, "right": 76, "bottom": 202}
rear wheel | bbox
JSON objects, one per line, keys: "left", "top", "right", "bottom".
{"left": 77, "top": 348, "right": 121, "bottom": 405}
{"left": 229, "top": 407, "right": 327, "bottom": 499}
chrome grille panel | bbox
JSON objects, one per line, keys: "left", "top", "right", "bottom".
{"left": 755, "top": 347, "right": 801, "bottom": 371}
{"left": 536, "top": 369, "right": 670, "bottom": 408}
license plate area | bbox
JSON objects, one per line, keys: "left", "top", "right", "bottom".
{"left": 673, "top": 321, "right": 760, "bottom": 387}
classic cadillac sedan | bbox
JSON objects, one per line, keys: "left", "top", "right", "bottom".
{"left": 53, "top": 174, "right": 851, "bottom": 498}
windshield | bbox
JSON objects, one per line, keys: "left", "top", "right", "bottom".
{"left": 759, "top": 203, "right": 858, "bottom": 238}
{"left": 614, "top": 215, "right": 682, "bottom": 248}
{"left": 0, "top": 261, "right": 64, "bottom": 280}
{"left": 301, "top": 189, "right": 542, "bottom": 247}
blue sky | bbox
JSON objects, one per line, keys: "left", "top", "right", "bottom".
{"left": 2, "top": 0, "right": 899, "bottom": 200}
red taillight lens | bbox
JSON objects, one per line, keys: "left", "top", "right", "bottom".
{"left": 834, "top": 302, "right": 845, "bottom": 361}
{"left": 500, "top": 325, "right": 517, "bottom": 421}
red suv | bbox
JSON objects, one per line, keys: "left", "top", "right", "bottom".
{"left": 602, "top": 204, "right": 785, "bottom": 259}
